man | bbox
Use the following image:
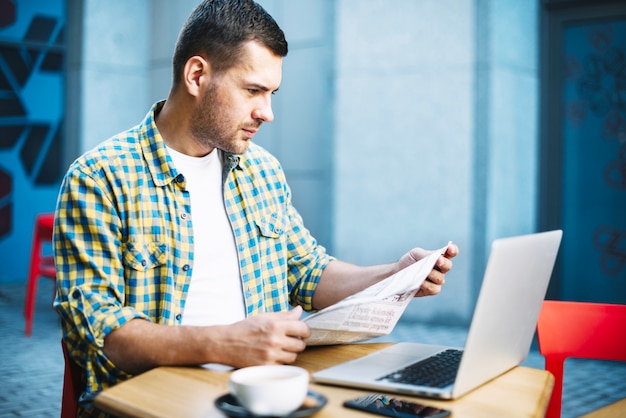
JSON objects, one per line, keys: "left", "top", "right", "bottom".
{"left": 53, "top": 0, "right": 458, "bottom": 416}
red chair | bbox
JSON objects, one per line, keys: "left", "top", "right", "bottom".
{"left": 24, "top": 213, "right": 56, "bottom": 336}
{"left": 61, "top": 340, "right": 82, "bottom": 418}
{"left": 536, "top": 300, "right": 626, "bottom": 418}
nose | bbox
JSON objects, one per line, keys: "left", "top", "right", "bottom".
{"left": 252, "top": 96, "right": 274, "bottom": 123}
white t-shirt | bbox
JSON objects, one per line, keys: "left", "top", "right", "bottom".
{"left": 167, "top": 146, "right": 245, "bottom": 326}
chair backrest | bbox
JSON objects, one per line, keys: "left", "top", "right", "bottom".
{"left": 24, "top": 213, "right": 57, "bottom": 336}
{"left": 536, "top": 300, "right": 626, "bottom": 418}
{"left": 30, "top": 213, "right": 56, "bottom": 279}
{"left": 61, "top": 340, "right": 82, "bottom": 418}
{"left": 35, "top": 213, "right": 55, "bottom": 241}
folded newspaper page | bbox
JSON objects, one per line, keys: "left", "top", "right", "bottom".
{"left": 304, "top": 242, "right": 451, "bottom": 346}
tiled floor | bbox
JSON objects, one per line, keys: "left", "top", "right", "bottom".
{"left": 1, "top": 280, "right": 625, "bottom": 417}
{"left": 0, "top": 281, "right": 63, "bottom": 417}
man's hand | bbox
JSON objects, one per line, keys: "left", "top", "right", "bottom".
{"left": 396, "top": 244, "right": 459, "bottom": 297}
{"left": 211, "top": 306, "right": 310, "bottom": 368}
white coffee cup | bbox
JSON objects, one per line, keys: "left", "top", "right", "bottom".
{"left": 229, "top": 365, "right": 310, "bottom": 416}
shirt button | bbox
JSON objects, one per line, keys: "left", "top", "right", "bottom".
{"left": 181, "top": 213, "right": 188, "bottom": 220}
{"left": 175, "top": 174, "right": 184, "bottom": 183}
{"left": 141, "top": 260, "right": 147, "bottom": 267}
{"left": 72, "top": 290, "right": 80, "bottom": 299}
{"left": 175, "top": 314, "right": 182, "bottom": 322}
{"left": 182, "top": 264, "right": 190, "bottom": 271}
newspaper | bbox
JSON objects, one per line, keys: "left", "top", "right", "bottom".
{"left": 304, "top": 242, "right": 451, "bottom": 346}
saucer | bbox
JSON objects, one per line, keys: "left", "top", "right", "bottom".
{"left": 214, "top": 391, "right": 327, "bottom": 418}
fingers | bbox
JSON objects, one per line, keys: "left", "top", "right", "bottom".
{"left": 282, "top": 305, "right": 304, "bottom": 320}
{"left": 416, "top": 280, "right": 442, "bottom": 297}
{"left": 444, "top": 243, "right": 459, "bottom": 259}
{"left": 431, "top": 244, "right": 458, "bottom": 275}
{"left": 399, "top": 243, "right": 459, "bottom": 273}
{"left": 263, "top": 306, "right": 310, "bottom": 339}
{"left": 418, "top": 243, "right": 458, "bottom": 297}
{"left": 434, "top": 253, "right": 453, "bottom": 274}
{"left": 419, "top": 256, "right": 449, "bottom": 295}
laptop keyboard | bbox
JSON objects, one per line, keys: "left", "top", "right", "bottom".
{"left": 377, "top": 348, "right": 463, "bottom": 388}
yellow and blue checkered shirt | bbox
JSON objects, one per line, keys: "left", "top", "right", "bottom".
{"left": 53, "top": 101, "right": 332, "bottom": 415}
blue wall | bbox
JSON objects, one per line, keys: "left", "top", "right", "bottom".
{"left": 0, "top": 0, "right": 65, "bottom": 283}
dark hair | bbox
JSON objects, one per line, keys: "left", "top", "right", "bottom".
{"left": 172, "top": 0, "right": 288, "bottom": 86}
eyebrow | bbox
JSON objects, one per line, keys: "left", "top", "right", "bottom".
{"left": 249, "top": 82, "right": 280, "bottom": 94}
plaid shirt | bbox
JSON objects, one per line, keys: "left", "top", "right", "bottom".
{"left": 53, "top": 101, "right": 332, "bottom": 416}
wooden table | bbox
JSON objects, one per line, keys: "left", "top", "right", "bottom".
{"left": 95, "top": 343, "right": 554, "bottom": 417}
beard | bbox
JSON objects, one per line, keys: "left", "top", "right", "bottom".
{"left": 189, "top": 82, "right": 257, "bottom": 155}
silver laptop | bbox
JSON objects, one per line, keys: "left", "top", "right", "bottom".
{"left": 312, "top": 230, "right": 562, "bottom": 399}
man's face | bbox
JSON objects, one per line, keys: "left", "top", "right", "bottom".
{"left": 190, "top": 41, "right": 282, "bottom": 155}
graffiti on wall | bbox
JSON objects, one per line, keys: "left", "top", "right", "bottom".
{"left": 563, "top": 20, "right": 626, "bottom": 291}
{"left": 0, "top": 0, "right": 65, "bottom": 238}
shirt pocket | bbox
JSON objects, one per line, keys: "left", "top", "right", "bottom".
{"left": 254, "top": 210, "right": 287, "bottom": 238}
{"left": 253, "top": 210, "right": 290, "bottom": 309}
{"left": 253, "top": 210, "right": 288, "bottom": 270}
{"left": 122, "top": 240, "right": 168, "bottom": 271}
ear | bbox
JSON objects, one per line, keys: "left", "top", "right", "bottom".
{"left": 182, "top": 56, "right": 210, "bottom": 97}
